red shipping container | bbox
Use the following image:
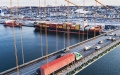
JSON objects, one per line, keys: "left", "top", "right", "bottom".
{"left": 40, "top": 54, "right": 75, "bottom": 75}
{"left": 49, "top": 23, "right": 57, "bottom": 28}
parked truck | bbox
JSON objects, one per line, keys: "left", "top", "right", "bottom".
{"left": 36, "top": 52, "right": 82, "bottom": 75}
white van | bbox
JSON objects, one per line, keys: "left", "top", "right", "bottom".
{"left": 107, "top": 37, "right": 112, "bottom": 40}
{"left": 98, "top": 41, "right": 103, "bottom": 44}
{"left": 109, "top": 33, "right": 114, "bottom": 36}
{"left": 84, "top": 46, "right": 91, "bottom": 50}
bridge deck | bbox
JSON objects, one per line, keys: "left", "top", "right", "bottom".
{"left": 56, "top": 38, "right": 120, "bottom": 75}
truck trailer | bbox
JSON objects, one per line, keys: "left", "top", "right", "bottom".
{"left": 36, "top": 52, "right": 82, "bottom": 75}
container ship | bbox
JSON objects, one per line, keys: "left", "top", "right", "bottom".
{"left": 34, "top": 20, "right": 102, "bottom": 35}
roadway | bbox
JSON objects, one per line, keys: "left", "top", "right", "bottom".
{"left": 3, "top": 29, "right": 120, "bottom": 75}
{"left": 69, "top": 30, "right": 120, "bottom": 57}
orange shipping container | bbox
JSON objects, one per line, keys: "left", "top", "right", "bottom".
{"left": 43, "top": 25, "right": 45, "bottom": 27}
{"left": 40, "top": 54, "right": 75, "bottom": 75}
{"left": 57, "top": 26, "right": 59, "bottom": 28}
{"left": 59, "top": 26, "right": 62, "bottom": 28}
{"left": 40, "top": 24, "right": 42, "bottom": 27}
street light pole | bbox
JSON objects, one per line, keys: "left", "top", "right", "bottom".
{"left": 64, "top": 33, "right": 66, "bottom": 48}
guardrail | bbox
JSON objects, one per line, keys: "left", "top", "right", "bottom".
{"left": 0, "top": 29, "right": 119, "bottom": 75}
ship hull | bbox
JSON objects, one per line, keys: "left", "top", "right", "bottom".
{"left": 3, "top": 20, "right": 22, "bottom": 27}
{"left": 34, "top": 26, "right": 100, "bottom": 35}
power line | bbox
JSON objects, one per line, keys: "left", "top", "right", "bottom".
{"left": 17, "top": 0, "right": 25, "bottom": 64}
{"left": 55, "top": 0, "right": 58, "bottom": 51}
{"left": 38, "top": 0, "right": 43, "bottom": 57}
{"left": 10, "top": 0, "right": 19, "bottom": 75}
{"left": 44, "top": 0, "right": 49, "bottom": 67}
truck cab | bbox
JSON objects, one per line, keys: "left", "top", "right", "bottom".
{"left": 73, "top": 52, "right": 82, "bottom": 60}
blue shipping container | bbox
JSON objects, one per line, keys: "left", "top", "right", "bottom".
{"left": 0, "top": 10, "right": 1, "bottom": 13}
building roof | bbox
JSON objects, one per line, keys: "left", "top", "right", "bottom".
{"left": 75, "top": 9, "right": 89, "bottom": 13}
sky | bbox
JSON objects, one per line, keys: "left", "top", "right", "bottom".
{"left": 0, "top": 0, "right": 119, "bottom": 7}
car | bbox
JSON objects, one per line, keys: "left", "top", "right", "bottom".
{"left": 111, "top": 38, "right": 116, "bottom": 41}
{"left": 114, "top": 34, "right": 118, "bottom": 36}
{"left": 95, "top": 46, "right": 101, "bottom": 50}
{"left": 105, "top": 33, "right": 114, "bottom": 36}
{"left": 98, "top": 41, "right": 103, "bottom": 44}
{"left": 56, "top": 54, "right": 64, "bottom": 59}
{"left": 84, "top": 46, "right": 91, "bottom": 50}
{"left": 61, "top": 47, "right": 69, "bottom": 53}
{"left": 36, "top": 68, "right": 41, "bottom": 75}
{"left": 109, "top": 33, "right": 114, "bottom": 36}
{"left": 61, "top": 48, "right": 67, "bottom": 53}
{"left": 105, "top": 33, "right": 107, "bottom": 36}
{"left": 107, "top": 37, "right": 112, "bottom": 40}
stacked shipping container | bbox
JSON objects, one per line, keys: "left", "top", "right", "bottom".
{"left": 34, "top": 21, "right": 102, "bottom": 34}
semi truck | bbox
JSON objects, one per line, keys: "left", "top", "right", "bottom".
{"left": 36, "top": 52, "right": 82, "bottom": 75}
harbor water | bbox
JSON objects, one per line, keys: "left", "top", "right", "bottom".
{"left": 0, "top": 24, "right": 120, "bottom": 75}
